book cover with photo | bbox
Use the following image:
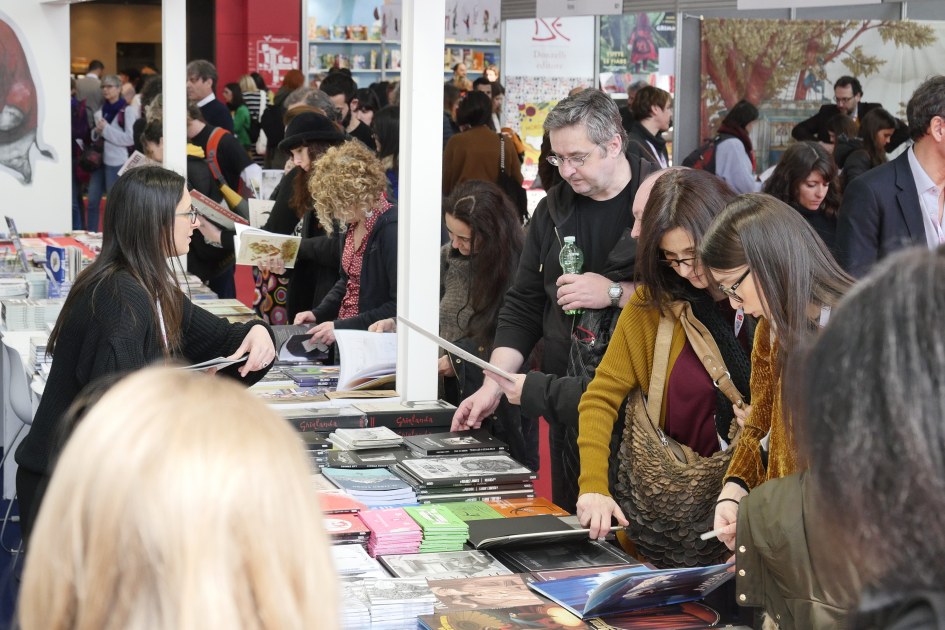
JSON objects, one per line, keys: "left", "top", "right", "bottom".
{"left": 584, "top": 601, "right": 722, "bottom": 629}
{"left": 321, "top": 466, "right": 414, "bottom": 494}
{"left": 416, "top": 488, "right": 536, "bottom": 504}
{"left": 323, "top": 513, "right": 371, "bottom": 543}
{"left": 327, "top": 447, "right": 413, "bottom": 469}
{"left": 428, "top": 574, "right": 545, "bottom": 612}
{"left": 528, "top": 563, "right": 733, "bottom": 619}
{"left": 485, "top": 497, "right": 569, "bottom": 518}
{"left": 396, "top": 454, "right": 537, "bottom": 487}
{"left": 418, "top": 603, "right": 586, "bottom": 630}
{"left": 404, "top": 429, "right": 507, "bottom": 456}
{"left": 379, "top": 550, "right": 512, "bottom": 581}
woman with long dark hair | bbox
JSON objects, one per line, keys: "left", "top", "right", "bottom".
{"left": 223, "top": 81, "right": 252, "bottom": 151}
{"left": 838, "top": 107, "right": 897, "bottom": 190}
{"left": 577, "top": 169, "right": 753, "bottom": 566}
{"left": 699, "top": 193, "right": 853, "bottom": 551}
{"left": 14, "top": 166, "right": 275, "bottom": 542}
{"left": 373, "top": 105, "right": 400, "bottom": 200}
{"left": 714, "top": 100, "right": 761, "bottom": 194}
{"left": 763, "top": 141, "right": 841, "bottom": 253}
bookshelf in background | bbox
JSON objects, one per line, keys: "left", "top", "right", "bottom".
{"left": 443, "top": 41, "right": 500, "bottom": 80}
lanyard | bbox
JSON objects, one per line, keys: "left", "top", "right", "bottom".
{"left": 156, "top": 299, "right": 169, "bottom": 350}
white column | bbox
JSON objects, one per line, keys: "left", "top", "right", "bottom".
{"left": 162, "top": 0, "right": 187, "bottom": 178}
{"left": 396, "top": 0, "right": 445, "bottom": 402}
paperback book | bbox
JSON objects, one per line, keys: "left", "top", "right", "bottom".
{"left": 485, "top": 496, "right": 570, "bottom": 518}
{"left": 330, "top": 544, "right": 388, "bottom": 578}
{"left": 418, "top": 603, "right": 586, "bottom": 630}
{"left": 328, "top": 426, "right": 403, "bottom": 450}
{"left": 358, "top": 507, "right": 423, "bottom": 557}
{"left": 428, "top": 574, "right": 545, "bottom": 612}
{"left": 321, "top": 467, "right": 416, "bottom": 507}
{"left": 403, "top": 429, "right": 508, "bottom": 456}
{"left": 326, "top": 447, "right": 413, "bottom": 469}
{"left": 277, "top": 406, "right": 368, "bottom": 432}
{"left": 527, "top": 563, "right": 734, "bottom": 619}
{"left": 380, "top": 550, "right": 512, "bottom": 581}
{"left": 416, "top": 488, "right": 536, "bottom": 504}
{"left": 403, "top": 504, "right": 469, "bottom": 552}
{"left": 190, "top": 189, "right": 249, "bottom": 231}
{"left": 491, "top": 540, "right": 637, "bottom": 574}
{"left": 282, "top": 365, "right": 339, "bottom": 387}
{"left": 396, "top": 454, "right": 537, "bottom": 487}
{"left": 233, "top": 224, "right": 301, "bottom": 268}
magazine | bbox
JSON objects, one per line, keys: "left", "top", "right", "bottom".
{"left": 527, "top": 563, "right": 734, "bottom": 619}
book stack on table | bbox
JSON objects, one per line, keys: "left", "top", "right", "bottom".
{"left": 320, "top": 466, "right": 417, "bottom": 508}
{"left": 379, "top": 549, "right": 512, "bottom": 581}
{"left": 392, "top": 453, "right": 538, "bottom": 504}
{"left": 297, "top": 431, "right": 330, "bottom": 469}
{"left": 329, "top": 543, "right": 387, "bottom": 579}
{"left": 328, "top": 426, "right": 403, "bottom": 450}
{"left": 403, "top": 504, "right": 469, "bottom": 552}
{"left": 360, "top": 577, "right": 437, "bottom": 629}
{"left": 359, "top": 507, "right": 423, "bottom": 557}
{"left": 323, "top": 512, "right": 371, "bottom": 547}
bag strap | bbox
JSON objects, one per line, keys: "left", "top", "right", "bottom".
{"left": 668, "top": 301, "right": 747, "bottom": 409}
{"left": 644, "top": 315, "right": 675, "bottom": 422}
{"left": 205, "top": 127, "right": 229, "bottom": 188}
{"left": 499, "top": 133, "right": 507, "bottom": 175}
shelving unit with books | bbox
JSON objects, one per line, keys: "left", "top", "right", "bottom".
{"left": 443, "top": 40, "right": 500, "bottom": 79}
{"left": 303, "top": 0, "right": 402, "bottom": 82}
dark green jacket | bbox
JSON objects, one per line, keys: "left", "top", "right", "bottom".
{"left": 736, "top": 472, "right": 862, "bottom": 629}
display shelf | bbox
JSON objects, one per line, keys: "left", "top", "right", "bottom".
{"left": 312, "top": 39, "right": 384, "bottom": 44}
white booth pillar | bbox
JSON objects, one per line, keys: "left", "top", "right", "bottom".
{"left": 161, "top": 0, "right": 187, "bottom": 177}
{"left": 396, "top": 0, "right": 445, "bottom": 401}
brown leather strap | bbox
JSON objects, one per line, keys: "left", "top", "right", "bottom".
{"left": 645, "top": 315, "right": 675, "bottom": 423}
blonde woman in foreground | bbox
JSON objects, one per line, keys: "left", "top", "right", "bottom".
{"left": 18, "top": 368, "right": 339, "bottom": 630}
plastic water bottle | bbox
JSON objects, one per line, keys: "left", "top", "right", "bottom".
{"left": 559, "top": 236, "right": 584, "bottom": 316}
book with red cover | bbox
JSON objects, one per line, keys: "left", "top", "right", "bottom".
{"left": 323, "top": 512, "right": 371, "bottom": 544}
{"left": 318, "top": 492, "right": 365, "bottom": 514}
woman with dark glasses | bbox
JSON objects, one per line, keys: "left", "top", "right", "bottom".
{"left": 577, "top": 168, "right": 754, "bottom": 567}
{"left": 699, "top": 193, "right": 852, "bottom": 553}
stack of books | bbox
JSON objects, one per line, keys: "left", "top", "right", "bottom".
{"left": 339, "top": 580, "right": 372, "bottom": 628}
{"left": 1, "top": 298, "right": 63, "bottom": 330}
{"left": 326, "top": 446, "right": 413, "bottom": 469}
{"left": 329, "top": 543, "right": 387, "bottom": 579}
{"left": 320, "top": 467, "right": 417, "bottom": 508}
{"left": 403, "top": 429, "right": 507, "bottom": 457}
{"left": 323, "top": 512, "right": 371, "bottom": 546}
{"left": 364, "top": 577, "right": 436, "bottom": 628}
{"left": 403, "top": 505, "right": 469, "bottom": 552}
{"left": 297, "top": 431, "right": 331, "bottom": 469}
{"left": 29, "top": 335, "right": 51, "bottom": 378}
{"left": 359, "top": 507, "right": 423, "bottom": 557}
{"left": 393, "top": 454, "right": 537, "bottom": 504}
{"left": 328, "top": 426, "right": 403, "bottom": 451}
{"left": 282, "top": 365, "right": 339, "bottom": 387}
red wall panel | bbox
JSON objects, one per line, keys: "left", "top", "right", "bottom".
{"left": 214, "top": 0, "right": 301, "bottom": 94}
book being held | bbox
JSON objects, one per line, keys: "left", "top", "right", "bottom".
{"left": 233, "top": 223, "right": 301, "bottom": 268}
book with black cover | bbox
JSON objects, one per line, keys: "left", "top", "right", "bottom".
{"left": 278, "top": 407, "right": 368, "bottom": 432}
{"left": 466, "top": 515, "right": 593, "bottom": 549}
{"left": 404, "top": 429, "right": 508, "bottom": 456}
{"left": 395, "top": 454, "right": 537, "bottom": 487}
{"left": 326, "top": 447, "right": 413, "bottom": 468}
{"left": 354, "top": 400, "right": 457, "bottom": 431}
{"left": 417, "top": 489, "right": 536, "bottom": 504}
{"left": 491, "top": 540, "right": 636, "bottom": 573}
{"left": 527, "top": 563, "right": 734, "bottom": 619}
{"left": 379, "top": 550, "right": 512, "bottom": 580}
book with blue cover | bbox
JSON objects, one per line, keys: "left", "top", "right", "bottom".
{"left": 321, "top": 466, "right": 413, "bottom": 493}
{"left": 527, "top": 563, "right": 733, "bottom": 619}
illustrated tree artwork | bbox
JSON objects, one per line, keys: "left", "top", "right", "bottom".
{"left": 699, "top": 18, "right": 935, "bottom": 139}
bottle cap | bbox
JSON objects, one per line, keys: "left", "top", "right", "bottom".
{"left": 564, "top": 236, "right": 575, "bottom": 243}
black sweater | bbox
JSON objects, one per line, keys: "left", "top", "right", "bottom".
{"left": 16, "top": 271, "right": 273, "bottom": 475}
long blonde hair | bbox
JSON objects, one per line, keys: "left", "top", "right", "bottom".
{"left": 18, "top": 368, "right": 339, "bottom": 630}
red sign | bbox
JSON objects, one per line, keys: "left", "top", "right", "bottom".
{"left": 248, "top": 36, "right": 300, "bottom": 87}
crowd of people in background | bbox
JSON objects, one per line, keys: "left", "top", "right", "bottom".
{"left": 58, "top": 50, "right": 945, "bottom": 629}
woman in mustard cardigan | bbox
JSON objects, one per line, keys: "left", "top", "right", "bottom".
{"left": 699, "top": 194, "right": 853, "bottom": 551}
{"left": 576, "top": 169, "right": 753, "bottom": 552}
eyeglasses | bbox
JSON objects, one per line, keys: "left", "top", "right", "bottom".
{"left": 176, "top": 207, "right": 198, "bottom": 224}
{"left": 660, "top": 257, "right": 697, "bottom": 270}
{"left": 835, "top": 96, "right": 856, "bottom": 105}
{"left": 102, "top": 84, "right": 119, "bottom": 90}
{"left": 718, "top": 268, "right": 751, "bottom": 303}
{"left": 547, "top": 150, "right": 596, "bottom": 168}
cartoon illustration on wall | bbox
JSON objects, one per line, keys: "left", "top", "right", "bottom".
{"left": 0, "top": 13, "right": 53, "bottom": 184}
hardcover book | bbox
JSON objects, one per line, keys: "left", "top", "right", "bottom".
{"left": 278, "top": 406, "right": 368, "bottom": 432}
{"left": 491, "top": 540, "right": 637, "bottom": 573}
{"left": 466, "top": 515, "right": 591, "bottom": 549}
{"left": 396, "top": 454, "right": 537, "bottom": 487}
{"left": 379, "top": 550, "right": 512, "bottom": 580}
{"left": 353, "top": 399, "right": 457, "bottom": 431}
{"left": 528, "top": 563, "right": 733, "bottom": 619}
{"left": 403, "top": 429, "right": 507, "bottom": 456}
{"left": 190, "top": 189, "right": 249, "bottom": 231}
{"left": 327, "top": 447, "right": 413, "bottom": 469}
{"left": 428, "top": 574, "right": 545, "bottom": 612}
{"left": 485, "top": 496, "right": 570, "bottom": 517}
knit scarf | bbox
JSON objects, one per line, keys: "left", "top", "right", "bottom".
{"left": 678, "top": 283, "right": 754, "bottom": 442}
{"left": 101, "top": 98, "right": 126, "bottom": 124}
{"left": 718, "top": 121, "right": 755, "bottom": 171}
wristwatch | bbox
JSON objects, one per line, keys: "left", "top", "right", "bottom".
{"left": 608, "top": 282, "right": 623, "bottom": 308}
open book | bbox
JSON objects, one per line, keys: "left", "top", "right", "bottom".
{"left": 527, "top": 562, "right": 733, "bottom": 619}
{"left": 334, "top": 329, "right": 396, "bottom": 391}
{"left": 233, "top": 224, "right": 302, "bottom": 268}
{"left": 190, "top": 189, "right": 250, "bottom": 231}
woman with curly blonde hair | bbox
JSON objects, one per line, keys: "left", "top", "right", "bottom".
{"left": 295, "top": 140, "right": 397, "bottom": 346}
{"left": 18, "top": 367, "right": 338, "bottom": 630}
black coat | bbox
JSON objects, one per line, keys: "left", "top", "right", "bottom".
{"left": 836, "top": 151, "right": 927, "bottom": 278}
{"left": 791, "top": 101, "right": 909, "bottom": 151}
{"left": 313, "top": 206, "right": 398, "bottom": 330}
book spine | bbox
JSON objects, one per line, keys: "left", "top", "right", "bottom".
{"left": 282, "top": 416, "right": 369, "bottom": 432}
{"left": 411, "top": 472, "right": 538, "bottom": 487}
{"left": 362, "top": 409, "right": 455, "bottom": 430}
{"left": 410, "top": 445, "right": 506, "bottom": 456}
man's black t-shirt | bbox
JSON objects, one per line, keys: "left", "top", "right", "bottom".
{"left": 560, "top": 179, "right": 635, "bottom": 274}
{"left": 349, "top": 120, "right": 376, "bottom": 148}
{"left": 191, "top": 124, "right": 253, "bottom": 191}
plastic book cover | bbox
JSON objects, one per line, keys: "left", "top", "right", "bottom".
{"left": 528, "top": 563, "right": 734, "bottom": 619}
{"left": 428, "top": 574, "right": 545, "bottom": 612}
{"left": 379, "top": 550, "right": 511, "bottom": 580}
{"left": 418, "top": 603, "right": 585, "bottom": 630}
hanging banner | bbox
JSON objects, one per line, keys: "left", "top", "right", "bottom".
{"left": 504, "top": 16, "right": 595, "bottom": 78}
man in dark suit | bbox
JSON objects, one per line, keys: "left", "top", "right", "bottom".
{"left": 836, "top": 75, "right": 945, "bottom": 277}
{"left": 792, "top": 75, "right": 907, "bottom": 151}
{"left": 186, "top": 59, "right": 234, "bottom": 133}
